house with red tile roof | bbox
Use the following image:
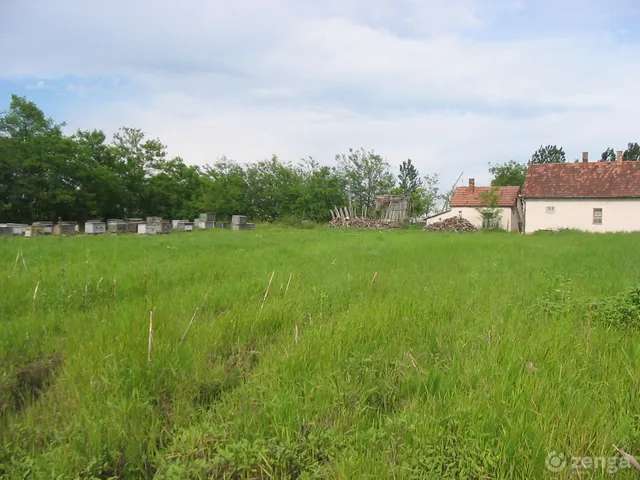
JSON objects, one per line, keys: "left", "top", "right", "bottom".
{"left": 427, "top": 178, "right": 524, "bottom": 232}
{"left": 523, "top": 150, "right": 640, "bottom": 233}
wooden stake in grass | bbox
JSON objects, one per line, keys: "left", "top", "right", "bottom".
{"left": 179, "top": 288, "right": 211, "bottom": 345}
{"left": 407, "top": 352, "right": 419, "bottom": 371}
{"left": 284, "top": 273, "right": 292, "bottom": 296}
{"left": 586, "top": 303, "right": 595, "bottom": 355}
{"left": 20, "top": 251, "right": 28, "bottom": 272}
{"left": 112, "top": 278, "right": 117, "bottom": 299}
{"left": 371, "top": 272, "right": 378, "bottom": 284}
{"left": 33, "top": 280, "right": 40, "bottom": 302}
{"left": 148, "top": 310, "right": 154, "bottom": 362}
{"left": 260, "top": 271, "right": 275, "bottom": 312}
{"left": 612, "top": 444, "right": 640, "bottom": 471}
{"left": 294, "top": 324, "right": 299, "bottom": 345}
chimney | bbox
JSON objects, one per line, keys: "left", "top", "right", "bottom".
{"left": 616, "top": 150, "right": 623, "bottom": 163}
{"left": 582, "top": 152, "right": 588, "bottom": 163}
{"left": 469, "top": 178, "right": 475, "bottom": 192}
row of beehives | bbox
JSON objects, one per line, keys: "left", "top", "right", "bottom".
{"left": 0, "top": 214, "right": 255, "bottom": 237}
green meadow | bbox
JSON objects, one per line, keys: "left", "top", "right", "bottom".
{"left": 1, "top": 227, "right": 640, "bottom": 479}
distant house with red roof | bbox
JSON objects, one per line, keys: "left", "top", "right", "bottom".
{"left": 523, "top": 150, "right": 640, "bottom": 233}
{"left": 427, "top": 178, "right": 524, "bottom": 232}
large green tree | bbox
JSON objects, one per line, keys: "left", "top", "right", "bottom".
{"left": 489, "top": 160, "right": 527, "bottom": 187}
{"left": 336, "top": 148, "right": 395, "bottom": 210}
{"left": 0, "top": 94, "right": 77, "bottom": 222}
{"left": 295, "top": 159, "right": 346, "bottom": 221}
{"left": 601, "top": 147, "right": 616, "bottom": 162}
{"left": 529, "top": 145, "right": 566, "bottom": 164}
{"left": 397, "top": 159, "right": 422, "bottom": 195}
{"left": 623, "top": 142, "right": 640, "bottom": 161}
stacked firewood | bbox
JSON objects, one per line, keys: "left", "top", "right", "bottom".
{"left": 423, "top": 217, "right": 477, "bottom": 233}
{"left": 329, "top": 218, "right": 403, "bottom": 229}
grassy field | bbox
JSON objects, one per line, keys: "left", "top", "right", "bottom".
{"left": 1, "top": 227, "right": 640, "bottom": 479}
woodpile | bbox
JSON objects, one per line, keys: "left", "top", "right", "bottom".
{"left": 329, "top": 217, "right": 403, "bottom": 229}
{"left": 423, "top": 217, "right": 477, "bottom": 233}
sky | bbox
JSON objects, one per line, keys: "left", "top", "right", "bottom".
{"left": 1, "top": 0, "right": 640, "bottom": 187}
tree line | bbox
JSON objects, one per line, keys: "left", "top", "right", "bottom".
{"left": 0, "top": 95, "right": 451, "bottom": 224}
{"left": 3, "top": 94, "right": 636, "bottom": 224}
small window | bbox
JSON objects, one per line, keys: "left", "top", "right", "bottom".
{"left": 458, "top": 211, "right": 462, "bottom": 218}
{"left": 546, "top": 206, "right": 555, "bottom": 214}
{"left": 593, "top": 208, "right": 602, "bottom": 225}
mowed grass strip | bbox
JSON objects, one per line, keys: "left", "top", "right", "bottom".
{"left": 1, "top": 228, "right": 640, "bottom": 479}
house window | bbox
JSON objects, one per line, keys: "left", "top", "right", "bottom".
{"left": 593, "top": 208, "right": 602, "bottom": 225}
{"left": 458, "top": 211, "right": 462, "bottom": 218}
{"left": 546, "top": 206, "right": 555, "bottom": 214}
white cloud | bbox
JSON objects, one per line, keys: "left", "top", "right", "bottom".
{"left": 2, "top": 0, "right": 639, "bottom": 187}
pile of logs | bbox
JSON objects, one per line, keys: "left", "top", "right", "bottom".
{"left": 423, "top": 217, "right": 478, "bottom": 233}
{"left": 329, "top": 217, "right": 403, "bottom": 229}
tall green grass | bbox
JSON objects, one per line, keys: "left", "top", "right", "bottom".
{"left": 1, "top": 228, "right": 640, "bottom": 479}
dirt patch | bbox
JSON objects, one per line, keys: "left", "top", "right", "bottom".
{"left": 0, "top": 354, "right": 62, "bottom": 415}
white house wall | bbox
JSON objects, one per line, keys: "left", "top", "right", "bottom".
{"left": 524, "top": 198, "right": 640, "bottom": 233}
{"left": 427, "top": 207, "right": 517, "bottom": 231}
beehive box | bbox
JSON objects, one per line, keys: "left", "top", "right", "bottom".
{"left": 126, "top": 219, "right": 145, "bottom": 233}
{"left": 6, "top": 223, "right": 27, "bottom": 235}
{"left": 199, "top": 213, "right": 215, "bottom": 222}
{"left": 0, "top": 225, "right": 13, "bottom": 237}
{"left": 184, "top": 222, "right": 194, "bottom": 232}
{"left": 231, "top": 215, "right": 248, "bottom": 226}
{"left": 231, "top": 222, "right": 256, "bottom": 231}
{"left": 154, "top": 221, "right": 172, "bottom": 234}
{"left": 198, "top": 220, "right": 214, "bottom": 229}
{"left": 107, "top": 219, "right": 127, "bottom": 233}
{"left": 24, "top": 226, "right": 43, "bottom": 238}
{"left": 215, "top": 222, "right": 230, "bottom": 229}
{"left": 172, "top": 220, "right": 188, "bottom": 230}
{"left": 53, "top": 221, "right": 77, "bottom": 236}
{"left": 137, "top": 224, "right": 156, "bottom": 235}
{"left": 33, "top": 221, "right": 53, "bottom": 234}
{"left": 85, "top": 221, "right": 106, "bottom": 234}
{"left": 146, "top": 216, "right": 162, "bottom": 225}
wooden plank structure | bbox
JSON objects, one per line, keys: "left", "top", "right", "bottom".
{"left": 375, "top": 195, "right": 410, "bottom": 222}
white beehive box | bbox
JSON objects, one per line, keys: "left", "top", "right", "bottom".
{"left": 184, "top": 222, "right": 194, "bottom": 232}
{"left": 85, "top": 221, "right": 106, "bottom": 234}
{"left": 138, "top": 224, "right": 156, "bottom": 235}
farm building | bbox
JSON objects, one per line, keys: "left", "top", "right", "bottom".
{"left": 426, "top": 179, "right": 523, "bottom": 232}
{"left": 523, "top": 151, "right": 640, "bottom": 233}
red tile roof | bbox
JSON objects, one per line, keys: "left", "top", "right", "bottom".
{"left": 523, "top": 162, "right": 640, "bottom": 198}
{"left": 450, "top": 186, "right": 520, "bottom": 207}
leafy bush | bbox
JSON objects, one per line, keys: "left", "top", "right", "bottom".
{"left": 591, "top": 284, "right": 640, "bottom": 330}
